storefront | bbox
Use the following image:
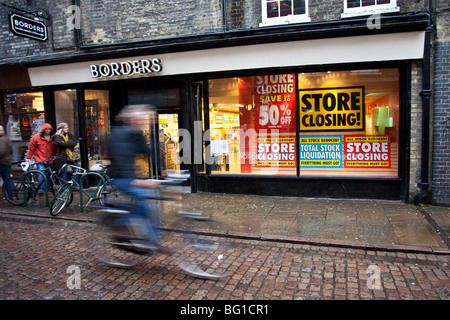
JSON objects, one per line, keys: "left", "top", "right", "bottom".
{"left": 0, "top": 29, "right": 426, "bottom": 201}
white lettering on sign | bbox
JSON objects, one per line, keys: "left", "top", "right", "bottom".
{"left": 10, "top": 14, "right": 48, "bottom": 41}
{"left": 89, "top": 58, "right": 162, "bottom": 78}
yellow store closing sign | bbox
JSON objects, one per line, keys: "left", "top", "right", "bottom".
{"left": 299, "top": 87, "right": 364, "bottom": 131}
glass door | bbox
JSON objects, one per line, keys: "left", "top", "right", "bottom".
{"left": 127, "top": 86, "right": 182, "bottom": 178}
{"left": 158, "top": 112, "right": 180, "bottom": 174}
{"left": 84, "top": 89, "right": 110, "bottom": 170}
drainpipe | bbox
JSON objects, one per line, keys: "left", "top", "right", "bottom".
{"left": 222, "top": 0, "right": 227, "bottom": 32}
{"left": 413, "top": 7, "right": 433, "bottom": 205}
{"left": 73, "top": 0, "right": 82, "bottom": 49}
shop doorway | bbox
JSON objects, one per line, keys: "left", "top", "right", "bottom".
{"left": 131, "top": 111, "right": 181, "bottom": 179}
{"left": 84, "top": 89, "right": 110, "bottom": 170}
{"left": 127, "top": 86, "right": 182, "bottom": 179}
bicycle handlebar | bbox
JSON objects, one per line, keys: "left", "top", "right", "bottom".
{"left": 33, "top": 156, "right": 57, "bottom": 166}
{"left": 15, "top": 156, "right": 57, "bottom": 172}
{"left": 59, "top": 163, "right": 86, "bottom": 174}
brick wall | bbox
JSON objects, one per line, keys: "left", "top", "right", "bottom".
{"left": 431, "top": 5, "right": 450, "bottom": 205}
{"left": 79, "top": 0, "right": 223, "bottom": 45}
{"left": 0, "top": 0, "right": 74, "bottom": 60}
{"left": 0, "top": 0, "right": 431, "bottom": 59}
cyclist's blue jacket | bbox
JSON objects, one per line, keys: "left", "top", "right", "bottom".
{"left": 106, "top": 125, "right": 152, "bottom": 179}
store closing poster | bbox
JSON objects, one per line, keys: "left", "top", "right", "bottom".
{"left": 252, "top": 74, "right": 297, "bottom": 168}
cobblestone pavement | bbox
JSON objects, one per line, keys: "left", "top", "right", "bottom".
{"left": 0, "top": 213, "right": 449, "bottom": 301}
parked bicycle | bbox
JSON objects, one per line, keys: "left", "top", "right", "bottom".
{"left": 90, "top": 163, "right": 131, "bottom": 206}
{"left": 2, "top": 157, "right": 66, "bottom": 206}
{"left": 50, "top": 163, "right": 86, "bottom": 216}
{"left": 50, "top": 163, "right": 129, "bottom": 216}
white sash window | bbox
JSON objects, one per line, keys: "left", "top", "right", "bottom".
{"left": 260, "top": 0, "right": 311, "bottom": 27}
{"left": 342, "top": 0, "right": 399, "bottom": 18}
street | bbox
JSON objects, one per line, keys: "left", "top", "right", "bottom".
{"left": 0, "top": 212, "right": 449, "bottom": 302}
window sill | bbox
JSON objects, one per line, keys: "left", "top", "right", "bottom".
{"left": 341, "top": 6, "right": 400, "bottom": 18}
{"left": 259, "top": 16, "right": 311, "bottom": 27}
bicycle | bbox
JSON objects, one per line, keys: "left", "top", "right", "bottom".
{"left": 90, "top": 163, "right": 131, "bottom": 206}
{"left": 50, "top": 163, "right": 131, "bottom": 216}
{"left": 2, "top": 157, "right": 66, "bottom": 206}
{"left": 49, "top": 163, "right": 87, "bottom": 216}
{"left": 92, "top": 171, "right": 232, "bottom": 280}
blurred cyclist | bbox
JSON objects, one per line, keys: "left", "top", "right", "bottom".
{"left": 106, "top": 104, "right": 172, "bottom": 255}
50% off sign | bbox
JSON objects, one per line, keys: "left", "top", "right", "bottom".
{"left": 258, "top": 103, "right": 293, "bottom": 128}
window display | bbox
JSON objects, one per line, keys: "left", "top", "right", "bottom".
{"left": 54, "top": 89, "right": 80, "bottom": 161}
{"left": 209, "top": 74, "right": 297, "bottom": 175}
{"left": 207, "top": 68, "right": 400, "bottom": 178}
{"left": 298, "top": 68, "right": 399, "bottom": 177}
{"left": 55, "top": 90, "right": 79, "bottom": 140}
{"left": 2, "top": 92, "right": 46, "bottom": 161}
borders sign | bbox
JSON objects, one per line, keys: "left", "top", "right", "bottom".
{"left": 9, "top": 14, "right": 48, "bottom": 41}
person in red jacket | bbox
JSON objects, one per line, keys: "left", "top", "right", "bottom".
{"left": 26, "top": 123, "right": 57, "bottom": 194}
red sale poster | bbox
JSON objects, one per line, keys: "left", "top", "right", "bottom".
{"left": 253, "top": 74, "right": 296, "bottom": 134}
{"left": 238, "top": 75, "right": 297, "bottom": 171}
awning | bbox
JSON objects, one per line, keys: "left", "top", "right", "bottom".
{"left": 19, "top": 31, "right": 426, "bottom": 88}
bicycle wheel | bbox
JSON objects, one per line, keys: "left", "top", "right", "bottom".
{"left": 51, "top": 176, "right": 73, "bottom": 206}
{"left": 91, "top": 207, "right": 143, "bottom": 269}
{"left": 50, "top": 183, "right": 72, "bottom": 216}
{"left": 22, "top": 173, "right": 38, "bottom": 204}
{"left": 172, "top": 211, "right": 232, "bottom": 280}
{"left": 2, "top": 177, "right": 25, "bottom": 206}
{"left": 98, "top": 181, "right": 132, "bottom": 206}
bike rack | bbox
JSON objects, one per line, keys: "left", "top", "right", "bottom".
{"left": 79, "top": 172, "right": 107, "bottom": 213}
{"left": 22, "top": 170, "right": 50, "bottom": 207}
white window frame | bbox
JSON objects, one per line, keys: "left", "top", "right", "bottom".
{"left": 341, "top": 0, "right": 399, "bottom": 18}
{"left": 260, "top": 0, "right": 311, "bottom": 27}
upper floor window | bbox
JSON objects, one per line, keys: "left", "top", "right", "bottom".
{"left": 342, "top": 0, "right": 399, "bottom": 17}
{"left": 260, "top": 0, "right": 310, "bottom": 27}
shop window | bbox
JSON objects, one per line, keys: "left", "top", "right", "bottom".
{"left": 342, "top": 0, "right": 399, "bottom": 17}
{"left": 298, "top": 68, "right": 400, "bottom": 178}
{"left": 84, "top": 90, "right": 110, "bottom": 169}
{"left": 260, "top": 0, "right": 310, "bottom": 27}
{"left": 208, "top": 74, "right": 297, "bottom": 175}
{"left": 55, "top": 90, "right": 79, "bottom": 139}
{"left": 206, "top": 68, "right": 400, "bottom": 178}
{"left": 54, "top": 89, "right": 80, "bottom": 155}
{"left": 2, "top": 92, "right": 46, "bottom": 161}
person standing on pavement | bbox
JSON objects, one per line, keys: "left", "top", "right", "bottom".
{"left": 25, "top": 123, "right": 57, "bottom": 194}
{"left": 0, "top": 125, "right": 15, "bottom": 198}
{"left": 53, "top": 122, "right": 78, "bottom": 182}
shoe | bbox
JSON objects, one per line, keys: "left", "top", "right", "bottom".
{"left": 130, "top": 240, "right": 174, "bottom": 256}
{"left": 153, "top": 243, "right": 175, "bottom": 256}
